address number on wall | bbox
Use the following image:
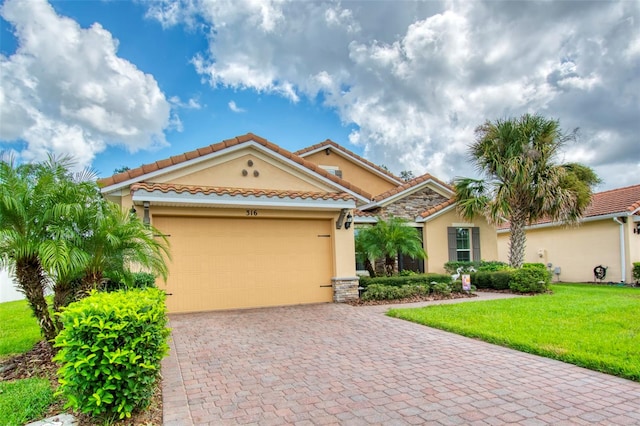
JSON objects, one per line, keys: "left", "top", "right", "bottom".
{"left": 246, "top": 209, "right": 258, "bottom": 216}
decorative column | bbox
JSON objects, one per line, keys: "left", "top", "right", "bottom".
{"left": 332, "top": 276, "right": 360, "bottom": 303}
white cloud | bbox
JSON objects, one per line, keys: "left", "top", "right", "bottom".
{"left": 147, "top": 0, "right": 639, "bottom": 190}
{"left": 0, "top": 0, "right": 172, "bottom": 168}
{"left": 228, "top": 101, "right": 246, "bottom": 113}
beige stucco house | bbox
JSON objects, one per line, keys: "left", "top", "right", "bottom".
{"left": 497, "top": 184, "right": 640, "bottom": 283}
{"left": 99, "top": 133, "right": 497, "bottom": 313}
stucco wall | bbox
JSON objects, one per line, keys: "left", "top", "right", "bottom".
{"left": 155, "top": 151, "right": 333, "bottom": 192}
{"left": 303, "top": 150, "right": 397, "bottom": 196}
{"left": 423, "top": 208, "right": 498, "bottom": 274}
{"left": 497, "top": 218, "right": 636, "bottom": 282}
{"left": 0, "top": 269, "right": 23, "bottom": 303}
{"left": 148, "top": 205, "right": 356, "bottom": 279}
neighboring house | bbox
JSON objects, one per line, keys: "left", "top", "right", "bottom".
{"left": 0, "top": 269, "right": 23, "bottom": 303}
{"left": 98, "top": 133, "right": 498, "bottom": 313}
{"left": 497, "top": 184, "right": 640, "bottom": 283}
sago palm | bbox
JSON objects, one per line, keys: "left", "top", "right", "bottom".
{"left": 454, "top": 114, "right": 600, "bottom": 268}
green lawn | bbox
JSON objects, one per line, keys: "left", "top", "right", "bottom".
{"left": 0, "top": 298, "right": 42, "bottom": 358}
{"left": 0, "top": 298, "right": 55, "bottom": 425}
{"left": 388, "top": 284, "right": 640, "bottom": 381}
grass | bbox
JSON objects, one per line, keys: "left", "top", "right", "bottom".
{"left": 388, "top": 284, "right": 640, "bottom": 381}
{"left": 0, "top": 299, "right": 55, "bottom": 426}
{"left": 0, "top": 298, "right": 42, "bottom": 358}
{"left": 0, "top": 378, "right": 54, "bottom": 426}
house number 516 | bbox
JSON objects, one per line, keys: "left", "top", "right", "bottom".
{"left": 246, "top": 209, "right": 258, "bottom": 216}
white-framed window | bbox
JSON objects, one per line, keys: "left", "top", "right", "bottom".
{"left": 448, "top": 226, "right": 480, "bottom": 262}
{"left": 455, "top": 228, "right": 471, "bottom": 261}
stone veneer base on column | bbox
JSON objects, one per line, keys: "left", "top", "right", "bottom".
{"left": 332, "top": 277, "right": 359, "bottom": 303}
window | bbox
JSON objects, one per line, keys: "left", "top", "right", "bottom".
{"left": 448, "top": 227, "right": 480, "bottom": 262}
{"left": 319, "top": 165, "right": 342, "bottom": 178}
{"left": 455, "top": 228, "right": 471, "bottom": 261}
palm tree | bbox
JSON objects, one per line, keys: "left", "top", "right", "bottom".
{"left": 356, "top": 216, "right": 426, "bottom": 276}
{"left": 0, "top": 154, "right": 91, "bottom": 341}
{"left": 1, "top": 154, "right": 171, "bottom": 343}
{"left": 74, "top": 200, "right": 170, "bottom": 296}
{"left": 454, "top": 114, "right": 600, "bottom": 268}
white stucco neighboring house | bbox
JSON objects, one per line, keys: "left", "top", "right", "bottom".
{"left": 0, "top": 269, "right": 23, "bottom": 303}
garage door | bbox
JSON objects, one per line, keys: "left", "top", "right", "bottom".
{"left": 153, "top": 216, "right": 334, "bottom": 313}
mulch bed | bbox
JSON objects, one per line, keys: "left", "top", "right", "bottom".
{"left": 347, "top": 291, "right": 478, "bottom": 306}
{"left": 0, "top": 341, "right": 163, "bottom": 425}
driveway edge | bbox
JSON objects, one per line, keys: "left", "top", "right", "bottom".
{"left": 162, "top": 325, "right": 193, "bottom": 426}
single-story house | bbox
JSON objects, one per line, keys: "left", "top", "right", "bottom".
{"left": 497, "top": 184, "right": 640, "bottom": 283}
{"left": 99, "top": 133, "right": 497, "bottom": 313}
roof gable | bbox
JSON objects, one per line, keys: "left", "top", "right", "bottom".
{"left": 98, "top": 133, "right": 373, "bottom": 203}
{"left": 360, "top": 172, "right": 453, "bottom": 210}
{"left": 295, "top": 140, "right": 403, "bottom": 186}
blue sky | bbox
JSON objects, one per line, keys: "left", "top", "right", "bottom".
{"left": 1, "top": 0, "right": 638, "bottom": 189}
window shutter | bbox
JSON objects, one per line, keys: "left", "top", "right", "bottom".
{"left": 472, "top": 227, "right": 481, "bottom": 261}
{"left": 447, "top": 227, "right": 457, "bottom": 261}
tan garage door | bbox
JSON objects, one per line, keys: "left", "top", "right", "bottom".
{"left": 153, "top": 216, "right": 334, "bottom": 313}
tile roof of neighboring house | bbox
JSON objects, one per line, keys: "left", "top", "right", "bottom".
{"left": 419, "top": 198, "right": 456, "bottom": 219}
{"left": 498, "top": 183, "right": 640, "bottom": 230}
{"left": 131, "top": 182, "right": 356, "bottom": 201}
{"left": 354, "top": 210, "right": 377, "bottom": 217}
{"left": 294, "top": 139, "right": 402, "bottom": 183}
{"left": 97, "top": 133, "right": 373, "bottom": 201}
{"left": 372, "top": 173, "right": 453, "bottom": 202}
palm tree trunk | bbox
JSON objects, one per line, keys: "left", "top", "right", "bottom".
{"left": 384, "top": 256, "right": 396, "bottom": 277}
{"left": 508, "top": 210, "right": 527, "bottom": 268}
{"left": 78, "top": 271, "right": 103, "bottom": 298}
{"left": 365, "top": 259, "right": 376, "bottom": 278}
{"left": 14, "top": 256, "right": 58, "bottom": 344}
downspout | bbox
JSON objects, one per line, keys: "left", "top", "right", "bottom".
{"left": 613, "top": 217, "right": 626, "bottom": 283}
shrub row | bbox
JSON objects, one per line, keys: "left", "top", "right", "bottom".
{"left": 361, "top": 281, "right": 467, "bottom": 301}
{"left": 359, "top": 273, "right": 451, "bottom": 290}
{"left": 469, "top": 263, "right": 551, "bottom": 293}
{"left": 54, "top": 288, "right": 169, "bottom": 420}
{"left": 103, "top": 272, "right": 157, "bottom": 292}
{"left": 633, "top": 262, "right": 640, "bottom": 284}
{"left": 443, "top": 260, "right": 510, "bottom": 273}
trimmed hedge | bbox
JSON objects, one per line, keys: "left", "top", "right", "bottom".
{"left": 361, "top": 284, "right": 431, "bottom": 301}
{"left": 632, "top": 262, "right": 640, "bottom": 283}
{"left": 104, "top": 272, "right": 157, "bottom": 292}
{"left": 54, "top": 288, "right": 170, "bottom": 420}
{"left": 444, "top": 260, "right": 510, "bottom": 274}
{"left": 510, "top": 263, "right": 551, "bottom": 293}
{"left": 359, "top": 273, "right": 451, "bottom": 289}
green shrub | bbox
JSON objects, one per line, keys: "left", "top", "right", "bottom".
{"left": 632, "top": 262, "right": 640, "bottom": 283}
{"left": 104, "top": 272, "right": 157, "bottom": 292}
{"left": 361, "top": 284, "right": 430, "bottom": 301}
{"left": 54, "top": 288, "right": 170, "bottom": 420}
{"left": 431, "top": 282, "right": 452, "bottom": 296}
{"left": 477, "top": 261, "right": 510, "bottom": 272}
{"left": 491, "top": 271, "right": 513, "bottom": 290}
{"left": 509, "top": 267, "right": 551, "bottom": 293}
{"left": 359, "top": 273, "right": 450, "bottom": 290}
{"left": 470, "top": 271, "right": 492, "bottom": 289}
{"left": 444, "top": 260, "right": 510, "bottom": 273}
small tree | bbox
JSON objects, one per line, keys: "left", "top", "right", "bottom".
{"left": 356, "top": 216, "right": 426, "bottom": 276}
{"left": 454, "top": 114, "right": 600, "bottom": 268}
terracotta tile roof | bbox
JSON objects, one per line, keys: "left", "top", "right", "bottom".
{"left": 354, "top": 210, "right": 377, "bottom": 217}
{"left": 131, "top": 182, "right": 357, "bottom": 201}
{"left": 98, "top": 133, "right": 373, "bottom": 201}
{"left": 419, "top": 198, "right": 456, "bottom": 219}
{"left": 294, "top": 139, "right": 402, "bottom": 183}
{"left": 498, "top": 183, "right": 640, "bottom": 230}
{"left": 372, "top": 172, "right": 453, "bottom": 202}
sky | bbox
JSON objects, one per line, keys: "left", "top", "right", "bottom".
{"left": 0, "top": 0, "right": 638, "bottom": 191}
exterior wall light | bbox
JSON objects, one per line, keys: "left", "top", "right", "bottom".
{"left": 345, "top": 213, "right": 353, "bottom": 229}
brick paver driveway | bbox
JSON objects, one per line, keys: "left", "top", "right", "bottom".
{"left": 163, "top": 299, "right": 640, "bottom": 425}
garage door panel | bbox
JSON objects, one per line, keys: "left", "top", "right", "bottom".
{"left": 154, "top": 216, "right": 333, "bottom": 312}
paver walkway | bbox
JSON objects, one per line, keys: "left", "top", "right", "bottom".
{"left": 162, "top": 293, "right": 640, "bottom": 425}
